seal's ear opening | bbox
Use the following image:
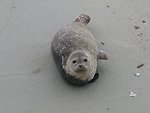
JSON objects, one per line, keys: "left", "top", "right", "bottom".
{"left": 98, "top": 50, "right": 108, "bottom": 60}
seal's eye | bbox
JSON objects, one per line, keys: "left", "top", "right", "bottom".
{"left": 84, "top": 59, "right": 87, "bottom": 62}
{"left": 72, "top": 60, "right": 77, "bottom": 64}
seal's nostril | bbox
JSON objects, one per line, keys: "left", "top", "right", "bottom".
{"left": 79, "top": 65, "right": 83, "bottom": 68}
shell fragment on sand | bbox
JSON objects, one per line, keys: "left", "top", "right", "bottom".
{"left": 134, "top": 73, "right": 140, "bottom": 77}
{"left": 130, "top": 91, "right": 137, "bottom": 97}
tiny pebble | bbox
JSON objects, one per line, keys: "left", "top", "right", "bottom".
{"left": 134, "top": 26, "right": 140, "bottom": 29}
{"left": 142, "top": 20, "right": 146, "bottom": 23}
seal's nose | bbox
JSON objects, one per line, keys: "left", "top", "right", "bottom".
{"left": 76, "top": 64, "right": 86, "bottom": 72}
{"left": 79, "top": 64, "right": 83, "bottom": 68}
{"left": 79, "top": 65, "right": 84, "bottom": 69}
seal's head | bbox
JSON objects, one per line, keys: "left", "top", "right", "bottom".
{"left": 65, "top": 50, "right": 97, "bottom": 81}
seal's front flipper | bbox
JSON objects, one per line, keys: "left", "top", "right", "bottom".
{"left": 98, "top": 50, "right": 108, "bottom": 60}
{"left": 88, "top": 73, "right": 99, "bottom": 83}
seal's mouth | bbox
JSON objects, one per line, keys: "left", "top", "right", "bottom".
{"left": 75, "top": 69, "right": 86, "bottom": 73}
{"left": 75, "top": 65, "right": 87, "bottom": 73}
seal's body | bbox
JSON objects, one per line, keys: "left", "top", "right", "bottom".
{"left": 51, "top": 14, "right": 108, "bottom": 85}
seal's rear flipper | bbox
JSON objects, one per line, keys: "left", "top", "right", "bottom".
{"left": 98, "top": 50, "right": 108, "bottom": 60}
{"left": 75, "top": 14, "right": 90, "bottom": 25}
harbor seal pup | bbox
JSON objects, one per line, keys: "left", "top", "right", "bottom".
{"left": 51, "top": 14, "right": 108, "bottom": 85}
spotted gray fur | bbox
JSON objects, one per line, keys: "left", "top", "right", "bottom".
{"left": 51, "top": 14, "right": 108, "bottom": 85}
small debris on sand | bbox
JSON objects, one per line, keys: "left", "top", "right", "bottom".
{"left": 106, "top": 108, "right": 110, "bottom": 110}
{"left": 137, "top": 33, "right": 143, "bottom": 37}
{"left": 142, "top": 20, "right": 146, "bottom": 23}
{"left": 134, "top": 26, "right": 140, "bottom": 29}
{"left": 130, "top": 91, "right": 137, "bottom": 97}
{"left": 101, "top": 42, "right": 105, "bottom": 45}
{"left": 107, "top": 5, "right": 110, "bottom": 8}
{"left": 137, "top": 64, "right": 144, "bottom": 68}
{"left": 134, "top": 73, "right": 140, "bottom": 77}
